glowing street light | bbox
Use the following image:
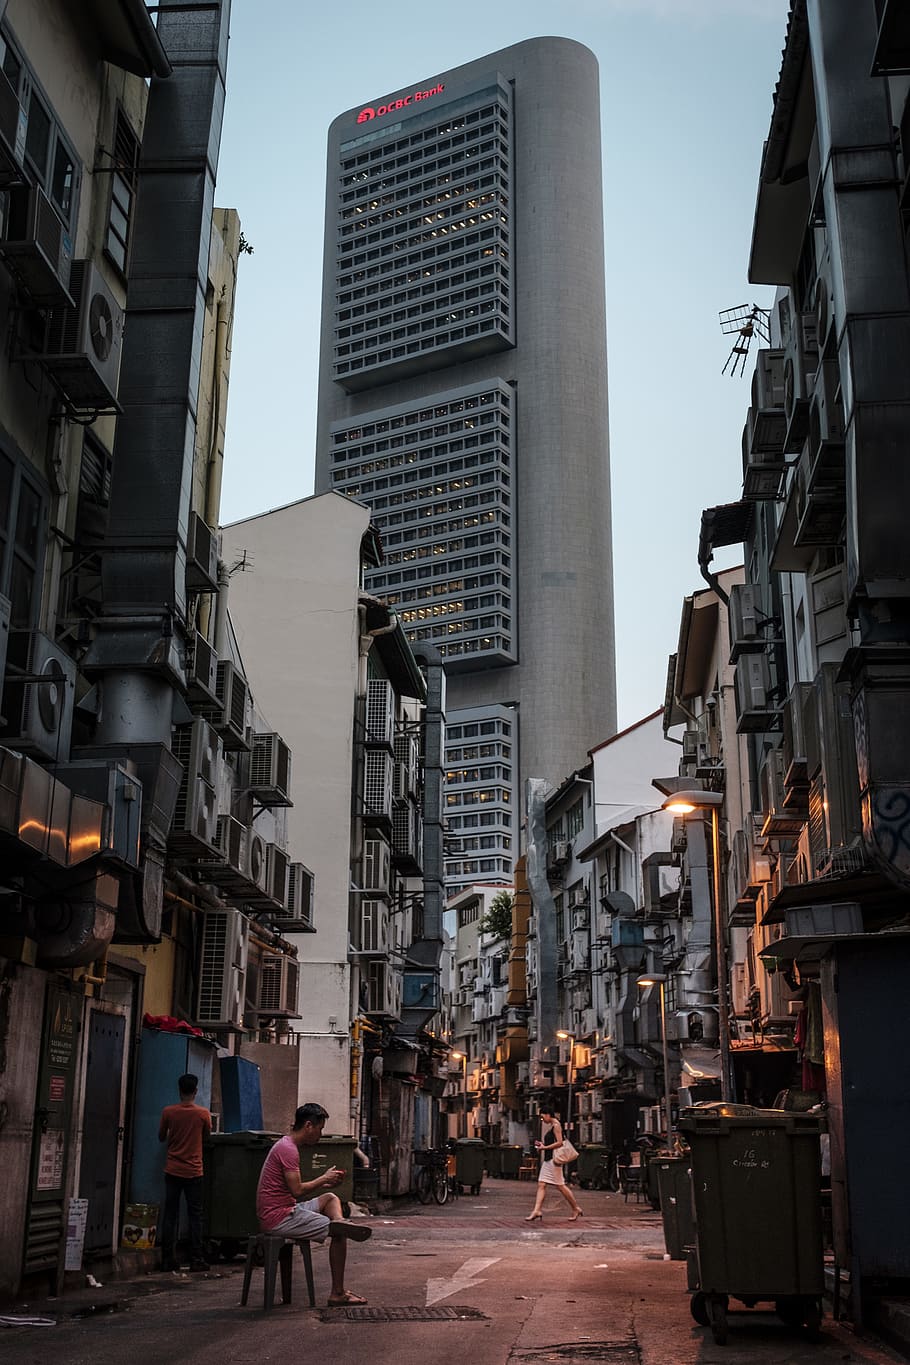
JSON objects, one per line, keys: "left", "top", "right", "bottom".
{"left": 556, "top": 1030, "right": 576, "bottom": 1137}
{"left": 661, "top": 789, "right": 731, "bottom": 1100}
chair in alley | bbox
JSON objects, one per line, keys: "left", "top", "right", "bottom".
{"left": 240, "top": 1232, "right": 316, "bottom": 1311}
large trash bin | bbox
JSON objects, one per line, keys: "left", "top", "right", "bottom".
{"left": 499, "top": 1144, "right": 523, "bottom": 1179}
{"left": 297, "top": 1135, "right": 357, "bottom": 1205}
{"left": 655, "top": 1155, "right": 695, "bottom": 1260}
{"left": 485, "top": 1144, "right": 502, "bottom": 1178}
{"left": 202, "top": 1131, "right": 280, "bottom": 1259}
{"left": 575, "top": 1144, "right": 607, "bottom": 1189}
{"left": 453, "top": 1138, "right": 485, "bottom": 1194}
{"left": 680, "top": 1107, "right": 825, "bottom": 1345}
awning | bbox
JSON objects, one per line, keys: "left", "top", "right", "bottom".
{"left": 79, "top": 0, "right": 172, "bottom": 78}
{"left": 698, "top": 501, "right": 755, "bottom": 574}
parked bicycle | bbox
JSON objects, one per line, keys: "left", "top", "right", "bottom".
{"left": 413, "top": 1147, "right": 450, "bottom": 1205}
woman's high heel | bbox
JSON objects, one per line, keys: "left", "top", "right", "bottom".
{"left": 568, "top": 1209, "right": 584, "bottom": 1221}
{"left": 524, "top": 1213, "right": 543, "bottom": 1222}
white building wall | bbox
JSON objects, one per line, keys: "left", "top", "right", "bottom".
{"left": 221, "top": 491, "right": 369, "bottom": 1131}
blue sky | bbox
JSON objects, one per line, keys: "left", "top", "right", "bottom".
{"left": 214, "top": 0, "right": 791, "bottom": 731}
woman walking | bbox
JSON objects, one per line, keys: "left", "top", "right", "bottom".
{"left": 524, "top": 1105, "right": 583, "bottom": 1221}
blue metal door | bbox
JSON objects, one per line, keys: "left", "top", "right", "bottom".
{"left": 79, "top": 1011, "right": 126, "bottom": 1252}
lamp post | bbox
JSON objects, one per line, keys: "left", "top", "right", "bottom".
{"left": 636, "top": 973, "right": 674, "bottom": 1146}
{"left": 555, "top": 1030, "right": 575, "bottom": 1139}
{"left": 450, "top": 1050, "right": 467, "bottom": 1137}
{"left": 661, "top": 789, "right": 732, "bottom": 1101}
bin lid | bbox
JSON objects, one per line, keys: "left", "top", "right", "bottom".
{"left": 204, "top": 1130, "right": 281, "bottom": 1144}
{"left": 454, "top": 1138, "right": 485, "bottom": 1146}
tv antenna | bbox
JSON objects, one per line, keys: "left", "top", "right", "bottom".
{"left": 719, "top": 304, "right": 771, "bottom": 377}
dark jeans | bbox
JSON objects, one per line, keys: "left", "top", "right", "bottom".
{"left": 160, "top": 1174, "right": 204, "bottom": 1266}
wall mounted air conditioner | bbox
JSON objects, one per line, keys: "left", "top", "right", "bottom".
{"left": 264, "top": 842, "right": 289, "bottom": 908}
{"left": 169, "top": 718, "right": 221, "bottom": 856}
{"left": 37, "top": 259, "right": 124, "bottom": 409}
{"left": 747, "top": 348, "right": 787, "bottom": 453}
{"left": 681, "top": 730, "right": 698, "bottom": 761}
{"left": 394, "top": 728, "right": 419, "bottom": 797}
{"left": 185, "top": 631, "right": 219, "bottom": 708}
{"left": 812, "top": 240, "right": 837, "bottom": 358}
{"left": 205, "top": 813, "right": 247, "bottom": 883}
{"left": 249, "top": 732, "right": 292, "bottom": 807}
{"left": 247, "top": 829, "right": 268, "bottom": 893}
{"left": 0, "top": 627, "right": 76, "bottom": 762}
{"left": 201, "top": 660, "right": 250, "bottom": 751}
{"left": 361, "top": 837, "right": 391, "bottom": 893}
{"left": 782, "top": 308, "right": 819, "bottom": 453}
{"left": 572, "top": 904, "right": 590, "bottom": 931}
{"left": 362, "top": 748, "right": 393, "bottom": 821}
{"left": 365, "top": 960, "right": 400, "bottom": 1016}
{"left": 794, "top": 448, "right": 844, "bottom": 550}
{"left": 1, "top": 182, "right": 73, "bottom": 306}
{"left": 392, "top": 799, "right": 414, "bottom": 856}
{"left": 0, "top": 67, "right": 25, "bottom": 183}
{"left": 364, "top": 677, "right": 395, "bottom": 748}
{"left": 759, "top": 746, "right": 804, "bottom": 838}
{"left": 284, "top": 861, "right": 314, "bottom": 928}
{"left": 728, "top": 582, "right": 765, "bottom": 661}
{"left": 360, "top": 900, "right": 387, "bottom": 955}
{"left": 734, "top": 652, "right": 778, "bottom": 734}
{"left": 254, "top": 952, "right": 300, "bottom": 1016}
{"left": 195, "top": 907, "right": 248, "bottom": 1028}
{"left": 185, "top": 511, "right": 218, "bottom": 593}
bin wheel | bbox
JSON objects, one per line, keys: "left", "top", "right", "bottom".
{"left": 578, "top": 1179, "right": 590, "bottom": 1190}
{"left": 472, "top": 1184, "right": 480, "bottom": 1195}
{"left": 690, "top": 1292, "right": 710, "bottom": 1327}
{"left": 775, "top": 1297, "right": 803, "bottom": 1327}
{"left": 802, "top": 1298, "right": 823, "bottom": 1340}
{"left": 217, "top": 1238, "right": 241, "bottom": 1263}
{"left": 708, "top": 1295, "right": 729, "bottom": 1345}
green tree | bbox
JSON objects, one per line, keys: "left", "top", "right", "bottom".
{"left": 479, "top": 891, "right": 514, "bottom": 940}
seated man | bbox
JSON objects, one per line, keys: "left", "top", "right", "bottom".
{"left": 256, "top": 1101, "right": 372, "bottom": 1307}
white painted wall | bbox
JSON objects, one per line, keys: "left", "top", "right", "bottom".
{"left": 221, "top": 492, "right": 369, "bottom": 1132}
{"left": 590, "top": 710, "right": 683, "bottom": 837}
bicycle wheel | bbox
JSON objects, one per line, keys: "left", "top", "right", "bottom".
{"left": 432, "top": 1166, "right": 449, "bottom": 1204}
{"left": 416, "top": 1165, "right": 434, "bottom": 1204}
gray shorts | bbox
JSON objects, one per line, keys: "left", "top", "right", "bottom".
{"left": 268, "top": 1197, "right": 330, "bottom": 1242}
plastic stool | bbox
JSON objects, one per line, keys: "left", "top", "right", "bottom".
{"left": 240, "top": 1233, "right": 316, "bottom": 1310}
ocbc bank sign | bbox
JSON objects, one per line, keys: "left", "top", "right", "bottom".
{"left": 357, "top": 83, "right": 445, "bottom": 124}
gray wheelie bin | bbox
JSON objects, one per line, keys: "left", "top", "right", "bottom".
{"left": 202, "top": 1131, "right": 280, "bottom": 1260}
{"left": 499, "top": 1144, "right": 523, "bottom": 1178}
{"left": 654, "top": 1155, "right": 695, "bottom": 1260}
{"left": 680, "top": 1106, "right": 825, "bottom": 1346}
{"left": 453, "top": 1137, "right": 485, "bottom": 1194}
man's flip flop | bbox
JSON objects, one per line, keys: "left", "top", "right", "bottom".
{"left": 328, "top": 1221, "right": 372, "bottom": 1242}
{"left": 327, "top": 1291, "right": 367, "bottom": 1306}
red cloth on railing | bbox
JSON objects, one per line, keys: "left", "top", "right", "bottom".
{"left": 143, "top": 1012, "right": 203, "bottom": 1037}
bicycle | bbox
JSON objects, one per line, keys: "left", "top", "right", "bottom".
{"left": 413, "top": 1148, "right": 450, "bottom": 1205}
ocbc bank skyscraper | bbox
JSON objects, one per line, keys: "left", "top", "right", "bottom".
{"left": 315, "top": 38, "right": 616, "bottom": 891}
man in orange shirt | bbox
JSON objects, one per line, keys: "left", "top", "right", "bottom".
{"left": 158, "top": 1073, "right": 212, "bottom": 1271}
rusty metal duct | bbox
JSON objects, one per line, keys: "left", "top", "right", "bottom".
{"left": 76, "top": 0, "right": 231, "bottom": 940}
{"left": 806, "top": 1, "right": 910, "bottom": 888}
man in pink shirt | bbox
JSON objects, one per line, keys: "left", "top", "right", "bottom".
{"left": 256, "top": 1102, "right": 371, "bottom": 1306}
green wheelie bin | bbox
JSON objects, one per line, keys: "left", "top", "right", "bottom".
{"left": 654, "top": 1155, "right": 695, "bottom": 1261}
{"left": 680, "top": 1106, "right": 825, "bottom": 1346}
{"left": 499, "top": 1144, "right": 523, "bottom": 1179}
{"left": 202, "top": 1131, "right": 280, "bottom": 1261}
{"left": 297, "top": 1135, "right": 357, "bottom": 1205}
{"left": 453, "top": 1138, "right": 485, "bottom": 1194}
{"left": 485, "top": 1144, "right": 502, "bottom": 1177}
{"left": 575, "top": 1144, "right": 607, "bottom": 1189}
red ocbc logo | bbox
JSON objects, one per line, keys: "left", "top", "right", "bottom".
{"left": 357, "top": 83, "right": 445, "bottom": 124}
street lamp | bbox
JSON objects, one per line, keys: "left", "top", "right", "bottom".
{"left": 636, "top": 973, "right": 674, "bottom": 1147}
{"left": 450, "top": 1051, "right": 467, "bottom": 1137}
{"left": 661, "top": 789, "right": 732, "bottom": 1101}
{"left": 555, "top": 1030, "right": 575, "bottom": 1138}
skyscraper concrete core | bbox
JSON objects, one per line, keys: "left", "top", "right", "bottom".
{"left": 315, "top": 37, "right": 616, "bottom": 889}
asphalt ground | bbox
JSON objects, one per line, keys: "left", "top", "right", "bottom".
{"left": 0, "top": 1177, "right": 905, "bottom": 1365}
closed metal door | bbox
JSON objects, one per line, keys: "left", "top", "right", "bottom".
{"left": 79, "top": 1011, "right": 126, "bottom": 1252}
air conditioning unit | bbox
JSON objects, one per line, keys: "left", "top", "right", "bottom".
{"left": 195, "top": 907, "right": 248, "bottom": 1028}
{"left": 249, "top": 732, "right": 292, "bottom": 807}
{"left": 365, "top": 960, "right": 401, "bottom": 1017}
{"left": 735, "top": 652, "right": 778, "bottom": 734}
{"left": 742, "top": 417, "right": 787, "bottom": 501}
{"left": 169, "top": 719, "right": 221, "bottom": 856}
{"left": 358, "top": 898, "right": 389, "bottom": 955}
{"left": 569, "top": 934, "right": 590, "bottom": 973}
{"left": 185, "top": 631, "right": 219, "bottom": 707}
{"left": 812, "top": 242, "right": 837, "bottom": 358}
{"left": 572, "top": 904, "right": 589, "bottom": 932}
{"left": 782, "top": 307, "right": 818, "bottom": 453}
{"left": 204, "top": 813, "right": 247, "bottom": 883}
{"left": 200, "top": 660, "right": 250, "bottom": 751}
{"left": 393, "top": 728, "right": 419, "bottom": 797}
{"left": 392, "top": 799, "right": 414, "bottom": 856}
{"left": 241, "top": 836, "right": 286, "bottom": 909}
{"left": 282, "top": 861, "right": 314, "bottom": 929}
{"left": 37, "top": 259, "right": 124, "bottom": 409}
{"left": 671, "top": 817, "right": 688, "bottom": 856}
{"left": 255, "top": 952, "right": 299, "bottom": 1016}
{"left": 0, "top": 66, "right": 25, "bottom": 183}
{"left": 185, "top": 511, "right": 219, "bottom": 593}
{"left": 361, "top": 837, "right": 390, "bottom": 892}
{"left": 782, "top": 681, "right": 813, "bottom": 803}
{"left": 794, "top": 448, "right": 844, "bottom": 549}
{"left": 247, "top": 829, "right": 268, "bottom": 893}
{"left": 728, "top": 583, "right": 766, "bottom": 661}
{"left": 51, "top": 759, "right": 142, "bottom": 869}
{"left": 364, "top": 677, "right": 395, "bottom": 748}
{"left": 760, "top": 746, "right": 804, "bottom": 838}
{"left": 264, "top": 842, "right": 289, "bottom": 908}
{"left": 363, "top": 748, "right": 393, "bottom": 821}
{"left": 681, "top": 730, "right": 698, "bottom": 761}
{"left": 1, "top": 182, "right": 73, "bottom": 306}
{"left": 0, "top": 627, "right": 76, "bottom": 762}
{"left": 747, "top": 348, "right": 787, "bottom": 453}
{"left": 549, "top": 839, "right": 570, "bottom": 868}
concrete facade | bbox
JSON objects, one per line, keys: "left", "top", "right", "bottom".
{"left": 315, "top": 38, "right": 616, "bottom": 886}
